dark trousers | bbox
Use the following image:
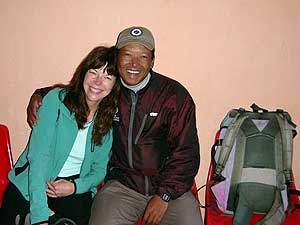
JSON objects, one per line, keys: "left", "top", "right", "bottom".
{"left": 0, "top": 182, "right": 92, "bottom": 225}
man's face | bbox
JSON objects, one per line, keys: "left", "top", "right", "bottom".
{"left": 117, "top": 43, "right": 154, "bottom": 86}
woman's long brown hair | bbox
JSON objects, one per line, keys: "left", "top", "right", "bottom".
{"left": 59, "top": 46, "right": 120, "bottom": 146}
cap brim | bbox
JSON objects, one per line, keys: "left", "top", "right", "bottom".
{"left": 117, "top": 41, "right": 154, "bottom": 51}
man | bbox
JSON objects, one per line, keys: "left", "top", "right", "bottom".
{"left": 27, "top": 26, "right": 202, "bottom": 225}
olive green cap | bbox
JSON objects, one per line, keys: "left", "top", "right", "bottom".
{"left": 116, "top": 26, "right": 155, "bottom": 50}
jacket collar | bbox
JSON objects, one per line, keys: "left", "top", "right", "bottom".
{"left": 121, "top": 70, "right": 157, "bottom": 95}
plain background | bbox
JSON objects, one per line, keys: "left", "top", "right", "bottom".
{"left": 1, "top": 0, "right": 299, "bottom": 207}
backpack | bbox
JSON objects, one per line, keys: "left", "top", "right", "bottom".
{"left": 208, "top": 104, "right": 299, "bottom": 225}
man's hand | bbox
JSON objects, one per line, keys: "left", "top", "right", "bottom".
{"left": 46, "top": 179, "right": 75, "bottom": 198}
{"left": 142, "top": 195, "right": 168, "bottom": 225}
{"left": 27, "top": 94, "right": 42, "bottom": 128}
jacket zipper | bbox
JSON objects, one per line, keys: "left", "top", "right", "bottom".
{"left": 145, "top": 176, "right": 150, "bottom": 196}
{"left": 128, "top": 92, "right": 150, "bottom": 196}
{"left": 128, "top": 93, "right": 137, "bottom": 168}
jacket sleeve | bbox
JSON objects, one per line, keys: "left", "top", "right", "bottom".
{"left": 26, "top": 89, "right": 60, "bottom": 224}
{"left": 157, "top": 93, "right": 200, "bottom": 200}
{"left": 74, "top": 129, "right": 112, "bottom": 195}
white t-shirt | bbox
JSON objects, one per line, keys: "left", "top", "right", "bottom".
{"left": 58, "top": 121, "right": 92, "bottom": 177}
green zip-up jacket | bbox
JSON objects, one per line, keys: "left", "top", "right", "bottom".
{"left": 8, "top": 88, "right": 112, "bottom": 224}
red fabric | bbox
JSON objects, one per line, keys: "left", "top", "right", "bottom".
{"left": 204, "top": 130, "right": 300, "bottom": 225}
{"left": 0, "top": 124, "right": 13, "bottom": 207}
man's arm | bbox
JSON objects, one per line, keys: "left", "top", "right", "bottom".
{"left": 157, "top": 94, "right": 200, "bottom": 199}
{"left": 27, "top": 87, "right": 53, "bottom": 128}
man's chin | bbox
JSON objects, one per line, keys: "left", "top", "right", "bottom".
{"left": 123, "top": 78, "right": 141, "bottom": 86}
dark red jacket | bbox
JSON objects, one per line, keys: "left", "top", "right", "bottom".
{"left": 107, "top": 71, "right": 200, "bottom": 200}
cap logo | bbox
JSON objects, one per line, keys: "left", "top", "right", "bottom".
{"left": 130, "top": 28, "right": 143, "bottom": 36}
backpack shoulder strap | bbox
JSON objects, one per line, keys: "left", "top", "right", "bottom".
{"left": 213, "top": 109, "right": 248, "bottom": 180}
{"left": 255, "top": 110, "right": 297, "bottom": 225}
{"left": 255, "top": 189, "right": 286, "bottom": 225}
{"left": 275, "top": 111, "right": 296, "bottom": 186}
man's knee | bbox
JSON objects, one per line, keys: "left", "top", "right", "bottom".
{"left": 161, "top": 191, "right": 203, "bottom": 225}
{"left": 89, "top": 181, "right": 147, "bottom": 225}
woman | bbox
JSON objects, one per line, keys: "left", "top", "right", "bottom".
{"left": 0, "top": 46, "right": 120, "bottom": 225}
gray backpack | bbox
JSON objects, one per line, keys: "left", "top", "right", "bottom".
{"left": 210, "top": 104, "right": 297, "bottom": 225}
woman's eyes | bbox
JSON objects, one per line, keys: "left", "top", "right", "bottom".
{"left": 89, "top": 70, "right": 98, "bottom": 75}
{"left": 89, "top": 70, "right": 113, "bottom": 80}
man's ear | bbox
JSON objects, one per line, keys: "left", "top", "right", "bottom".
{"left": 150, "top": 58, "right": 155, "bottom": 69}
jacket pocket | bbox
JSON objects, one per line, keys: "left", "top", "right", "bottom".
{"left": 134, "top": 114, "right": 148, "bottom": 144}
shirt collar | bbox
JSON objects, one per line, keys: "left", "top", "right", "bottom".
{"left": 120, "top": 72, "right": 151, "bottom": 93}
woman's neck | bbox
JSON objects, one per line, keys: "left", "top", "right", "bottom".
{"left": 87, "top": 108, "right": 97, "bottom": 122}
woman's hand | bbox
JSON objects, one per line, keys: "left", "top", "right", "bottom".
{"left": 46, "top": 179, "right": 75, "bottom": 198}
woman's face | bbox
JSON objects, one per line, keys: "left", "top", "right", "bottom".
{"left": 83, "top": 67, "right": 116, "bottom": 110}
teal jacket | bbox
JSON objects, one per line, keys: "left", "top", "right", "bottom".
{"left": 8, "top": 88, "right": 112, "bottom": 224}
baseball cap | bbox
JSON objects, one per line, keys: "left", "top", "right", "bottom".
{"left": 116, "top": 26, "right": 155, "bottom": 50}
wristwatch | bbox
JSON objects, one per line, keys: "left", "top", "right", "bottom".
{"left": 157, "top": 191, "right": 171, "bottom": 202}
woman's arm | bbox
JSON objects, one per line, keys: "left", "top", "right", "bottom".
{"left": 26, "top": 88, "right": 61, "bottom": 224}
